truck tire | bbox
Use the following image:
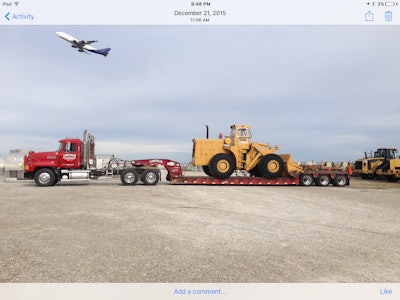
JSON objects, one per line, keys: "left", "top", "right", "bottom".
{"left": 333, "top": 174, "right": 347, "bottom": 186}
{"left": 34, "top": 168, "right": 56, "bottom": 187}
{"left": 209, "top": 153, "right": 235, "bottom": 179}
{"left": 258, "top": 154, "right": 284, "bottom": 179}
{"left": 141, "top": 169, "right": 160, "bottom": 185}
{"left": 316, "top": 174, "right": 331, "bottom": 186}
{"left": 120, "top": 169, "right": 139, "bottom": 185}
{"left": 300, "top": 174, "right": 314, "bottom": 186}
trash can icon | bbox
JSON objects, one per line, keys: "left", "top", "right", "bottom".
{"left": 385, "top": 11, "right": 393, "bottom": 22}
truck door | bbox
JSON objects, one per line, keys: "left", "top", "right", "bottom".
{"left": 59, "top": 141, "right": 81, "bottom": 169}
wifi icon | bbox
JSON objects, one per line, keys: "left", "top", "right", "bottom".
{"left": 14, "top": 1, "right": 19, "bottom": 5}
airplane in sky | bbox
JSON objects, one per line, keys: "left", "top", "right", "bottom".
{"left": 56, "top": 32, "right": 111, "bottom": 57}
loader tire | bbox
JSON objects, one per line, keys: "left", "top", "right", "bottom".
{"left": 141, "top": 169, "right": 160, "bottom": 185}
{"left": 202, "top": 166, "right": 212, "bottom": 176}
{"left": 209, "top": 153, "right": 235, "bottom": 179}
{"left": 121, "top": 169, "right": 139, "bottom": 185}
{"left": 34, "top": 168, "right": 56, "bottom": 187}
{"left": 258, "top": 154, "right": 284, "bottom": 179}
{"left": 249, "top": 167, "right": 261, "bottom": 177}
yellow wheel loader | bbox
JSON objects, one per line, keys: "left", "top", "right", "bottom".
{"left": 192, "top": 125, "right": 303, "bottom": 180}
{"left": 353, "top": 148, "right": 397, "bottom": 179}
{"left": 375, "top": 149, "right": 400, "bottom": 182}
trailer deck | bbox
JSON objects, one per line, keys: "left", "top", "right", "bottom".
{"left": 170, "top": 175, "right": 300, "bottom": 185}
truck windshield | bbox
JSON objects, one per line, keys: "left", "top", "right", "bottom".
{"left": 56, "top": 142, "right": 63, "bottom": 152}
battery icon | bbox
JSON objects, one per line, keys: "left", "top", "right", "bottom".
{"left": 385, "top": 2, "right": 396, "bottom": 6}
{"left": 385, "top": 11, "right": 393, "bottom": 21}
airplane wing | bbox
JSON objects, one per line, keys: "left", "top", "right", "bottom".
{"left": 78, "top": 48, "right": 91, "bottom": 55}
{"left": 85, "top": 40, "right": 98, "bottom": 45}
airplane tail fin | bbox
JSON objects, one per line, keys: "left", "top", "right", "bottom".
{"left": 89, "top": 48, "right": 111, "bottom": 57}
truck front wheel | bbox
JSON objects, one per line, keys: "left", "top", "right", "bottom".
{"left": 209, "top": 154, "right": 235, "bottom": 179}
{"left": 34, "top": 168, "right": 56, "bottom": 187}
{"left": 121, "top": 169, "right": 139, "bottom": 185}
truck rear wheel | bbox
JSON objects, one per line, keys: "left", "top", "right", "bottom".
{"left": 34, "top": 168, "right": 56, "bottom": 187}
{"left": 121, "top": 169, "right": 139, "bottom": 185}
{"left": 258, "top": 154, "right": 284, "bottom": 179}
{"left": 209, "top": 153, "right": 235, "bottom": 179}
{"left": 141, "top": 169, "right": 160, "bottom": 185}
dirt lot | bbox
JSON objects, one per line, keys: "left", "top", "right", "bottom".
{"left": 0, "top": 175, "right": 399, "bottom": 283}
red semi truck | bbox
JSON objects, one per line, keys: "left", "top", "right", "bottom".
{"left": 24, "top": 130, "right": 182, "bottom": 187}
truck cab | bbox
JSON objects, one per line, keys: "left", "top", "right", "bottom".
{"left": 24, "top": 131, "right": 96, "bottom": 186}
{"left": 56, "top": 138, "right": 83, "bottom": 169}
{"left": 24, "top": 138, "right": 84, "bottom": 175}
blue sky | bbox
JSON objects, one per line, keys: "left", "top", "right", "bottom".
{"left": 1, "top": 26, "right": 399, "bottom": 163}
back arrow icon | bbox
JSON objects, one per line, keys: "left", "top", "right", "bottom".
{"left": 5, "top": 12, "right": 10, "bottom": 20}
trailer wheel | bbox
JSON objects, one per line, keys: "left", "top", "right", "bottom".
{"left": 316, "top": 174, "right": 331, "bottom": 186}
{"left": 121, "top": 169, "right": 139, "bottom": 185}
{"left": 300, "top": 174, "right": 314, "bottom": 186}
{"left": 141, "top": 169, "right": 160, "bottom": 185}
{"left": 333, "top": 174, "right": 347, "bottom": 187}
{"left": 209, "top": 153, "right": 235, "bottom": 179}
{"left": 258, "top": 154, "right": 284, "bottom": 179}
{"left": 34, "top": 168, "right": 56, "bottom": 187}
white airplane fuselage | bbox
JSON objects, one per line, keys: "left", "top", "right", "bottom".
{"left": 56, "top": 31, "right": 111, "bottom": 57}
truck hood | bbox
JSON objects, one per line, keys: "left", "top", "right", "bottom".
{"left": 24, "top": 151, "right": 58, "bottom": 163}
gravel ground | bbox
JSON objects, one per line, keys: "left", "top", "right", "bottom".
{"left": 0, "top": 175, "right": 399, "bottom": 283}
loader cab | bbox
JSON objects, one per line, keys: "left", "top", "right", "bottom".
{"left": 229, "top": 125, "right": 252, "bottom": 147}
{"left": 375, "top": 148, "right": 397, "bottom": 160}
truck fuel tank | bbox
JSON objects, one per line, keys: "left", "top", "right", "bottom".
{"left": 61, "top": 170, "right": 90, "bottom": 180}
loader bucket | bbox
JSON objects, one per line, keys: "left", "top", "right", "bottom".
{"left": 279, "top": 154, "right": 304, "bottom": 177}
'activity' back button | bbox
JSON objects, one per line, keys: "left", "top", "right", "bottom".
{"left": 5, "top": 12, "right": 35, "bottom": 21}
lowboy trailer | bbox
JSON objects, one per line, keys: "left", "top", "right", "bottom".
{"left": 168, "top": 169, "right": 349, "bottom": 187}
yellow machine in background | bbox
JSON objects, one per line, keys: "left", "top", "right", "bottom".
{"left": 375, "top": 150, "right": 400, "bottom": 182}
{"left": 353, "top": 148, "right": 397, "bottom": 179}
{"left": 192, "top": 124, "right": 303, "bottom": 179}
